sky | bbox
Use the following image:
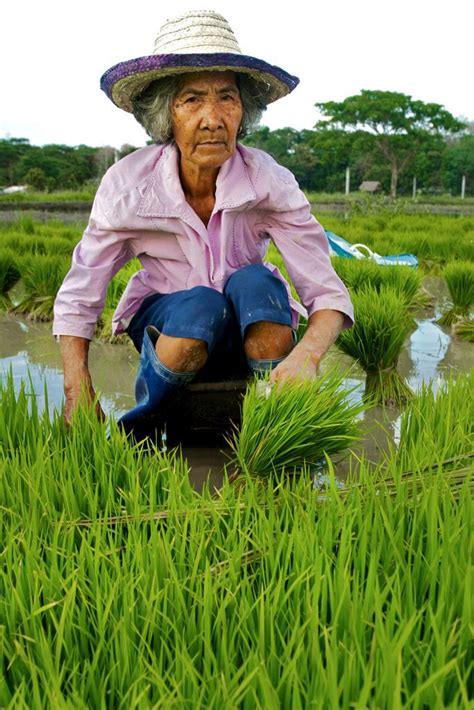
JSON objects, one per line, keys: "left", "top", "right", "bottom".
{"left": 2, "top": 0, "right": 473, "bottom": 149}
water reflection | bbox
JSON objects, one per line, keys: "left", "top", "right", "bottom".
{"left": 407, "top": 317, "right": 451, "bottom": 393}
{"left": 0, "top": 314, "right": 137, "bottom": 418}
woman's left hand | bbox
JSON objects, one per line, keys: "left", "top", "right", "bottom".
{"left": 269, "top": 344, "right": 320, "bottom": 383}
{"left": 269, "top": 309, "right": 345, "bottom": 384}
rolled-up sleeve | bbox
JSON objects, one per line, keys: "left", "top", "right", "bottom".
{"left": 52, "top": 201, "right": 132, "bottom": 340}
{"left": 260, "top": 203, "right": 354, "bottom": 329}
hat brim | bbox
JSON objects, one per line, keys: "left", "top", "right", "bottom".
{"left": 100, "top": 53, "right": 299, "bottom": 112}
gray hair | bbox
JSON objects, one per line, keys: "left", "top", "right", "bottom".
{"left": 132, "top": 72, "right": 266, "bottom": 143}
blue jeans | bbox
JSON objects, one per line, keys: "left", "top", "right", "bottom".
{"left": 118, "top": 265, "right": 294, "bottom": 432}
{"left": 126, "top": 264, "right": 294, "bottom": 381}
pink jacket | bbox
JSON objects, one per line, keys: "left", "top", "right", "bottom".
{"left": 53, "top": 143, "right": 353, "bottom": 340}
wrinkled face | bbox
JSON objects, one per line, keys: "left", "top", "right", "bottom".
{"left": 171, "top": 71, "right": 243, "bottom": 171}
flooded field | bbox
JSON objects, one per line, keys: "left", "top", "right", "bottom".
{"left": 0, "top": 277, "right": 472, "bottom": 489}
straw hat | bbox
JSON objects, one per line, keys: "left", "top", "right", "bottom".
{"left": 100, "top": 10, "right": 299, "bottom": 113}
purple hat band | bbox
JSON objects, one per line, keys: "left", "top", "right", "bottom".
{"left": 100, "top": 53, "right": 300, "bottom": 112}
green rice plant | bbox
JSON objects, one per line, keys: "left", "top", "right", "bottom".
{"left": 322, "top": 214, "right": 474, "bottom": 266}
{"left": 332, "top": 257, "right": 425, "bottom": 309}
{"left": 42, "top": 235, "right": 75, "bottom": 256}
{"left": 336, "top": 286, "right": 413, "bottom": 406}
{"left": 331, "top": 256, "right": 383, "bottom": 292}
{"left": 437, "top": 261, "right": 474, "bottom": 325}
{"left": 0, "top": 372, "right": 472, "bottom": 706}
{"left": 228, "top": 368, "right": 364, "bottom": 477}
{"left": 14, "top": 254, "right": 70, "bottom": 320}
{"left": 0, "top": 249, "right": 21, "bottom": 309}
{"left": 0, "top": 232, "right": 48, "bottom": 255}
{"left": 394, "top": 370, "right": 474, "bottom": 471}
{"left": 452, "top": 318, "right": 474, "bottom": 342}
{"left": 17, "top": 213, "right": 36, "bottom": 234}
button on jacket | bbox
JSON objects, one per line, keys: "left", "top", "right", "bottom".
{"left": 52, "top": 142, "right": 354, "bottom": 340}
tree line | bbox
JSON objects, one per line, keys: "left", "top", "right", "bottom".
{"left": 1, "top": 91, "right": 472, "bottom": 197}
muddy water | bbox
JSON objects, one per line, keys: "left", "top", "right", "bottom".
{"left": 0, "top": 277, "right": 472, "bottom": 490}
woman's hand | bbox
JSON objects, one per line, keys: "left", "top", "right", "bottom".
{"left": 269, "top": 309, "right": 346, "bottom": 384}
{"left": 64, "top": 373, "right": 105, "bottom": 426}
{"left": 60, "top": 335, "right": 105, "bottom": 426}
{"left": 270, "top": 344, "right": 320, "bottom": 383}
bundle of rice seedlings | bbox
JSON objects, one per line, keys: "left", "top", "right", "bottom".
{"left": 332, "top": 257, "right": 383, "bottom": 292}
{"left": 381, "top": 266, "right": 425, "bottom": 308}
{"left": 437, "top": 261, "right": 474, "bottom": 325}
{"left": 0, "top": 249, "right": 21, "bottom": 309}
{"left": 228, "top": 368, "right": 364, "bottom": 478}
{"left": 332, "top": 258, "right": 424, "bottom": 308}
{"left": 336, "top": 285, "right": 413, "bottom": 406}
{"left": 14, "top": 254, "right": 70, "bottom": 320}
{"left": 452, "top": 318, "right": 474, "bottom": 342}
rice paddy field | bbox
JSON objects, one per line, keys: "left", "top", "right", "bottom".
{"left": 0, "top": 212, "right": 473, "bottom": 706}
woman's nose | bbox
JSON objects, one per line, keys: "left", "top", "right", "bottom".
{"left": 200, "top": 99, "right": 224, "bottom": 128}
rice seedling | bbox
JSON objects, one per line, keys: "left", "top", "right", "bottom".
{"left": 393, "top": 370, "right": 474, "bottom": 471}
{"left": 331, "top": 256, "right": 383, "bottom": 291}
{"left": 336, "top": 286, "right": 413, "bottom": 406}
{"left": 452, "top": 318, "right": 474, "bottom": 342}
{"left": 0, "top": 371, "right": 471, "bottom": 706}
{"left": 332, "top": 258, "right": 424, "bottom": 308}
{"left": 323, "top": 214, "right": 474, "bottom": 266}
{"left": 0, "top": 249, "right": 21, "bottom": 309}
{"left": 13, "top": 254, "right": 70, "bottom": 320}
{"left": 0, "top": 232, "right": 48, "bottom": 255}
{"left": 437, "top": 261, "right": 474, "bottom": 325}
{"left": 228, "top": 367, "right": 364, "bottom": 477}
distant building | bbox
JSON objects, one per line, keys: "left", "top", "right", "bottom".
{"left": 1, "top": 185, "right": 27, "bottom": 194}
{"left": 359, "top": 181, "right": 381, "bottom": 193}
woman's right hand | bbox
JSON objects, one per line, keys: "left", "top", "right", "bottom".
{"left": 64, "top": 373, "right": 105, "bottom": 426}
{"left": 59, "top": 335, "right": 105, "bottom": 426}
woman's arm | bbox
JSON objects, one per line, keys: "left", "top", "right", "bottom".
{"left": 60, "top": 335, "right": 104, "bottom": 425}
{"left": 270, "top": 309, "right": 345, "bottom": 383}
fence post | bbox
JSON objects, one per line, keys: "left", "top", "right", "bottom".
{"left": 461, "top": 175, "right": 466, "bottom": 199}
{"left": 345, "top": 167, "right": 350, "bottom": 195}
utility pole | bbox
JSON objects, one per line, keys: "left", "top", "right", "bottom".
{"left": 412, "top": 176, "right": 417, "bottom": 200}
{"left": 461, "top": 175, "right": 466, "bottom": 199}
{"left": 345, "top": 167, "right": 350, "bottom": 195}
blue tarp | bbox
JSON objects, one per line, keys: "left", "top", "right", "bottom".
{"left": 324, "top": 229, "right": 418, "bottom": 268}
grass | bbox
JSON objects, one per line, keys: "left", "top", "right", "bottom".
{"left": 336, "top": 286, "right": 413, "bottom": 406}
{"left": 0, "top": 371, "right": 471, "bottom": 705}
{"left": 437, "top": 261, "right": 474, "bottom": 325}
{"left": 227, "top": 368, "right": 364, "bottom": 477}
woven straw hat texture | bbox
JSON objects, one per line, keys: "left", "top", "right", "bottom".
{"left": 100, "top": 10, "right": 299, "bottom": 112}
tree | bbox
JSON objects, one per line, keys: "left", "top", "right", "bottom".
{"left": 24, "top": 167, "right": 47, "bottom": 191}
{"left": 315, "top": 91, "right": 465, "bottom": 196}
{"left": 442, "top": 135, "right": 474, "bottom": 196}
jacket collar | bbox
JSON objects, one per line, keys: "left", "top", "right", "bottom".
{"left": 137, "top": 143, "right": 257, "bottom": 220}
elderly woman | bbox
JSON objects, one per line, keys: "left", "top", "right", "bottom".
{"left": 53, "top": 10, "right": 353, "bottom": 430}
